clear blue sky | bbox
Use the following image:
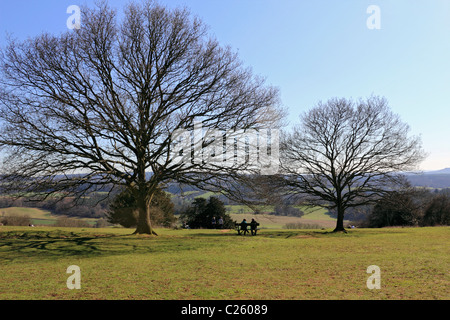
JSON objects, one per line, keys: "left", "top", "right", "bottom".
{"left": 1, "top": 0, "right": 449, "bottom": 170}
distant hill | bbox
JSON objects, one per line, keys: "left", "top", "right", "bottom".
{"left": 165, "top": 170, "right": 450, "bottom": 197}
{"left": 424, "top": 168, "right": 450, "bottom": 175}
{"left": 405, "top": 168, "right": 450, "bottom": 188}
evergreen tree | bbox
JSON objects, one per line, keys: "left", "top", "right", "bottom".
{"left": 106, "top": 186, "right": 176, "bottom": 228}
{"left": 181, "top": 197, "right": 234, "bottom": 229}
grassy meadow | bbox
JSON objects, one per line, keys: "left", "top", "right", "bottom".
{"left": 0, "top": 207, "right": 99, "bottom": 227}
{"left": 0, "top": 207, "right": 56, "bottom": 225}
{"left": 0, "top": 225, "right": 448, "bottom": 300}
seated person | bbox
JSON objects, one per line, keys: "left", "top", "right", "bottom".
{"left": 250, "top": 218, "right": 258, "bottom": 235}
{"left": 239, "top": 219, "right": 249, "bottom": 235}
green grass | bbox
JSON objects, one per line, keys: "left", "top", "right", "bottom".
{"left": 0, "top": 225, "right": 448, "bottom": 300}
{"left": 298, "top": 206, "right": 335, "bottom": 221}
{"left": 0, "top": 207, "right": 53, "bottom": 219}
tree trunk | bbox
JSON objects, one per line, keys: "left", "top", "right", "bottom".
{"left": 333, "top": 204, "right": 347, "bottom": 233}
{"left": 133, "top": 193, "right": 158, "bottom": 235}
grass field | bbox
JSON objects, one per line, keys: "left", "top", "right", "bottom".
{"left": 0, "top": 225, "right": 448, "bottom": 300}
{"left": 0, "top": 207, "right": 55, "bottom": 225}
{"left": 0, "top": 207, "right": 99, "bottom": 226}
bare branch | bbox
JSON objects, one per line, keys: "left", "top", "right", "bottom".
{"left": 276, "top": 96, "right": 426, "bottom": 232}
{"left": 0, "top": 1, "right": 284, "bottom": 234}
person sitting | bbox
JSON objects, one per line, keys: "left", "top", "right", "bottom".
{"left": 239, "top": 219, "right": 249, "bottom": 235}
{"left": 250, "top": 218, "right": 258, "bottom": 235}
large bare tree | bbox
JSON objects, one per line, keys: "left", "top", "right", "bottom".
{"left": 0, "top": 1, "right": 283, "bottom": 234}
{"left": 277, "top": 96, "right": 426, "bottom": 232}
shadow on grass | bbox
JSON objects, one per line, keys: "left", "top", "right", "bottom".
{"left": 255, "top": 228, "right": 401, "bottom": 239}
{"left": 0, "top": 227, "right": 409, "bottom": 263}
{"left": 0, "top": 229, "right": 199, "bottom": 262}
{"left": 191, "top": 229, "right": 337, "bottom": 239}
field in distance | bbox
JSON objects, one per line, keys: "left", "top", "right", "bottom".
{"left": 227, "top": 205, "right": 340, "bottom": 229}
{"left": 0, "top": 205, "right": 341, "bottom": 229}
{"left": 0, "top": 207, "right": 98, "bottom": 226}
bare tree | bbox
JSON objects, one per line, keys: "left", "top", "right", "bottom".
{"left": 277, "top": 96, "right": 426, "bottom": 232}
{"left": 0, "top": 1, "right": 283, "bottom": 235}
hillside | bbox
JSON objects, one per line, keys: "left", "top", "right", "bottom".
{"left": 404, "top": 168, "right": 450, "bottom": 188}
{"left": 0, "top": 207, "right": 98, "bottom": 226}
{"left": 425, "top": 168, "right": 450, "bottom": 174}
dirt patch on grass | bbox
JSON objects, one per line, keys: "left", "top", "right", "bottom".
{"left": 292, "top": 235, "right": 318, "bottom": 239}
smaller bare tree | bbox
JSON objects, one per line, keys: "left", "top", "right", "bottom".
{"left": 277, "top": 96, "right": 426, "bottom": 232}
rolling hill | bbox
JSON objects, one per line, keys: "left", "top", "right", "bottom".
{"left": 404, "top": 168, "right": 450, "bottom": 188}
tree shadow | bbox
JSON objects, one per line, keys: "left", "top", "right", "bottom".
{"left": 192, "top": 231, "right": 240, "bottom": 237}
{"left": 0, "top": 230, "right": 193, "bottom": 262}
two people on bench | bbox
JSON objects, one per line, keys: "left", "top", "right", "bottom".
{"left": 239, "top": 219, "right": 258, "bottom": 235}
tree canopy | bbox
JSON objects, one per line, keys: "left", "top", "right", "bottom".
{"left": 275, "top": 96, "right": 426, "bottom": 232}
{"left": 180, "top": 197, "right": 234, "bottom": 229}
{"left": 0, "top": 0, "right": 283, "bottom": 234}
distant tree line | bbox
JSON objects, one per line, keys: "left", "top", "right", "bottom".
{"left": 344, "top": 188, "right": 450, "bottom": 227}
{"left": 272, "top": 204, "right": 304, "bottom": 217}
{"left": 0, "top": 194, "right": 108, "bottom": 219}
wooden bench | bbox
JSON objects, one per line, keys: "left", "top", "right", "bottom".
{"left": 235, "top": 222, "right": 260, "bottom": 235}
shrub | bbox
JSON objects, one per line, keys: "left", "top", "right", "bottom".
{"left": 365, "top": 188, "right": 450, "bottom": 227}
{"left": 421, "top": 195, "right": 450, "bottom": 226}
{"left": 94, "top": 218, "right": 112, "bottom": 228}
{"left": 1, "top": 214, "right": 32, "bottom": 226}
{"left": 366, "top": 189, "right": 429, "bottom": 227}
{"left": 180, "top": 197, "right": 234, "bottom": 229}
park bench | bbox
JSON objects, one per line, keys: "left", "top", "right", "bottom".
{"left": 235, "top": 221, "right": 260, "bottom": 236}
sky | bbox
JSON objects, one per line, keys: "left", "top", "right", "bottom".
{"left": 0, "top": 0, "right": 449, "bottom": 171}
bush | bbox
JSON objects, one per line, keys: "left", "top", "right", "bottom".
{"left": 365, "top": 188, "right": 450, "bottom": 228}
{"left": 1, "top": 214, "right": 32, "bottom": 226}
{"left": 366, "top": 189, "right": 429, "bottom": 227}
{"left": 94, "top": 218, "right": 112, "bottom": 228}
{"left": 421, "top": 195, "right": 450, "bottom": 226}
{"left": 180, "top": 197, "right": 234, "bottom": 229}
